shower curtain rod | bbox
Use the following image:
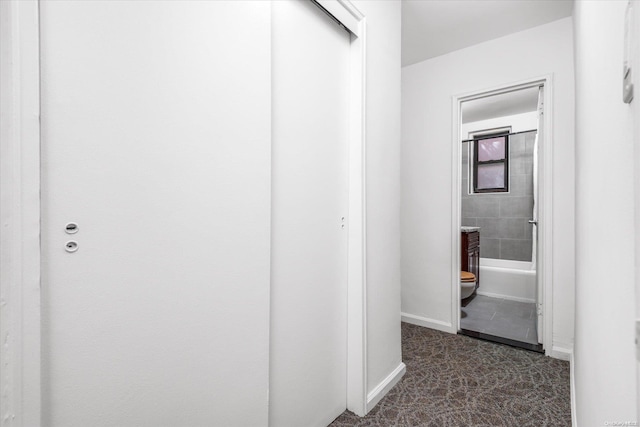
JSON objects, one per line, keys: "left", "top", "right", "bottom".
{"left": 461, "top": 129, "right": 537, "bottom": 144}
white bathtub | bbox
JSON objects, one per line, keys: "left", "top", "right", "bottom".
{"left": 477, "top": 258, "right": 536, "bottom": 303}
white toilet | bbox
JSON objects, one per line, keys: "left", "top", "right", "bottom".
{"left": 460, "top": 271, "right": 476, "bottom": 299}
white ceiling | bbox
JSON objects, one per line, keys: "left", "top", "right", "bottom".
{"left": 402, "top": 0, "right": 574, "bottom": 67}
{"left": 462, "top": 86, "right": 540, "bottom": 124}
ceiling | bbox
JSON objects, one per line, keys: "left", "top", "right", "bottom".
{"left": 462, "top": 86, "right": 540, "bottom": 124}
{"left": 402, "top": 0, "right": 574, "bottom": 67}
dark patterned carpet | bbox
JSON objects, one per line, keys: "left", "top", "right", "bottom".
{"left": 330, "top": 322, "right": 571, "bottom": 427}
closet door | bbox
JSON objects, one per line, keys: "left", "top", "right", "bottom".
{"left": 270, "top": 1, "right": 350, "bottom": 426}
{"left": 40, "top": 2, "right": 271, "bottom": 426}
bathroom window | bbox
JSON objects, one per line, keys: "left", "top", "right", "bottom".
{"left": 473, "top": 133, "right": 509, "bottom": 193}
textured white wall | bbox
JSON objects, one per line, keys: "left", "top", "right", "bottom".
{"left": 352, "top": 0, "right": 403, "bottom": 399}
{"left": 573, "top": 0, "right": 638, "bottom": 424}
{"left": 402, "top": 18, "right": 575, "bottom": 352}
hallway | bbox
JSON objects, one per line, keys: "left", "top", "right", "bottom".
{"left": 3, "top": 1, "right": 640, "bottom": 425}
{"left": 331, "top": 323, "right": 571, "bottom": 426}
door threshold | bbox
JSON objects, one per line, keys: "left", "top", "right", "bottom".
{"left": 458, "top": 328, "right": 544, "bottom": 353}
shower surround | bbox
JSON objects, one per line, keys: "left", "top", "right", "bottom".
{"left": 461, "top": 131, "right": 536, "bottom": 262}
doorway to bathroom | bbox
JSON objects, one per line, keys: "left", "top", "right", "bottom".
{"left": 454, "top": 80, "right": 551, "bottom": 353}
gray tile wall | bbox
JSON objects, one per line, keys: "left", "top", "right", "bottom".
{"left": 461, "top": 131, "right": 536, "bottom": 262}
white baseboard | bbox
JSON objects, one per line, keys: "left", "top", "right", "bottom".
{"left": 549, "top": 344, "right": 573, "bottom": 361}
{"left": 475, "top": 290, "right": 535, "bottom": 304}
{"left": 570, "top": 351, "right": 577, "bottom": 427}
{"left": 366, "top": 362, "right": 406, "bottom": 412}
{"left": 401, "top": 312, "right": 455, "bottom": 334}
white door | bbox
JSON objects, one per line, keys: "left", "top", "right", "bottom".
{"left": 40, "top": 2, "right": 271, "bottom": 426}
{"left": 270, "top": 1, "right": 350, "bottom": 426}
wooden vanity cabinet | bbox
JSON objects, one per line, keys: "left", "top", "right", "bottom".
{"left": 461, "top": 231, "right": 480, "bottom": 288}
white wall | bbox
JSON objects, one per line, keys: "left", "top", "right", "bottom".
{"left": 461, "top": 111, "right": 538, "bottom": 140}
{"left": 573, "top": 0, "right": 639, "bottom": 424}
{"left": 402, "top": 18, "right": 575, "bottom": 353}
{"left": 352, "top": 0, "right": 404, "bottom": 404}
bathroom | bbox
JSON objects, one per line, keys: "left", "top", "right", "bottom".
{"left": 458, "top": 86, "right": 542, "bottom": 351}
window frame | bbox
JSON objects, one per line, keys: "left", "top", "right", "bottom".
{"left": 472, "top": 132, "right": 510, "bottom": 194}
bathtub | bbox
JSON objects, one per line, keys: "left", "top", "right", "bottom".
{"left": 477, "top": 258, "right": 536, "bottom": 303}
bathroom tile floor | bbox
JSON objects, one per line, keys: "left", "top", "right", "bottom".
{"left": 460, "top": 294, "right": 539, "bottom": 345}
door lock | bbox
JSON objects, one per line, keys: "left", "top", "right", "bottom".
{"left": 65, "top": 241, "right": 79, "bottom": 253}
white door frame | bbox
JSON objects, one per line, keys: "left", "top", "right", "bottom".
{"left": 451, "top": 75, "right": 554, "bottom": 355}
{"left": 0, "top": 1, "right": 370, "bottom": 425}
{"left": 0, "top": 1, "right": 41, "bottom": 426}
